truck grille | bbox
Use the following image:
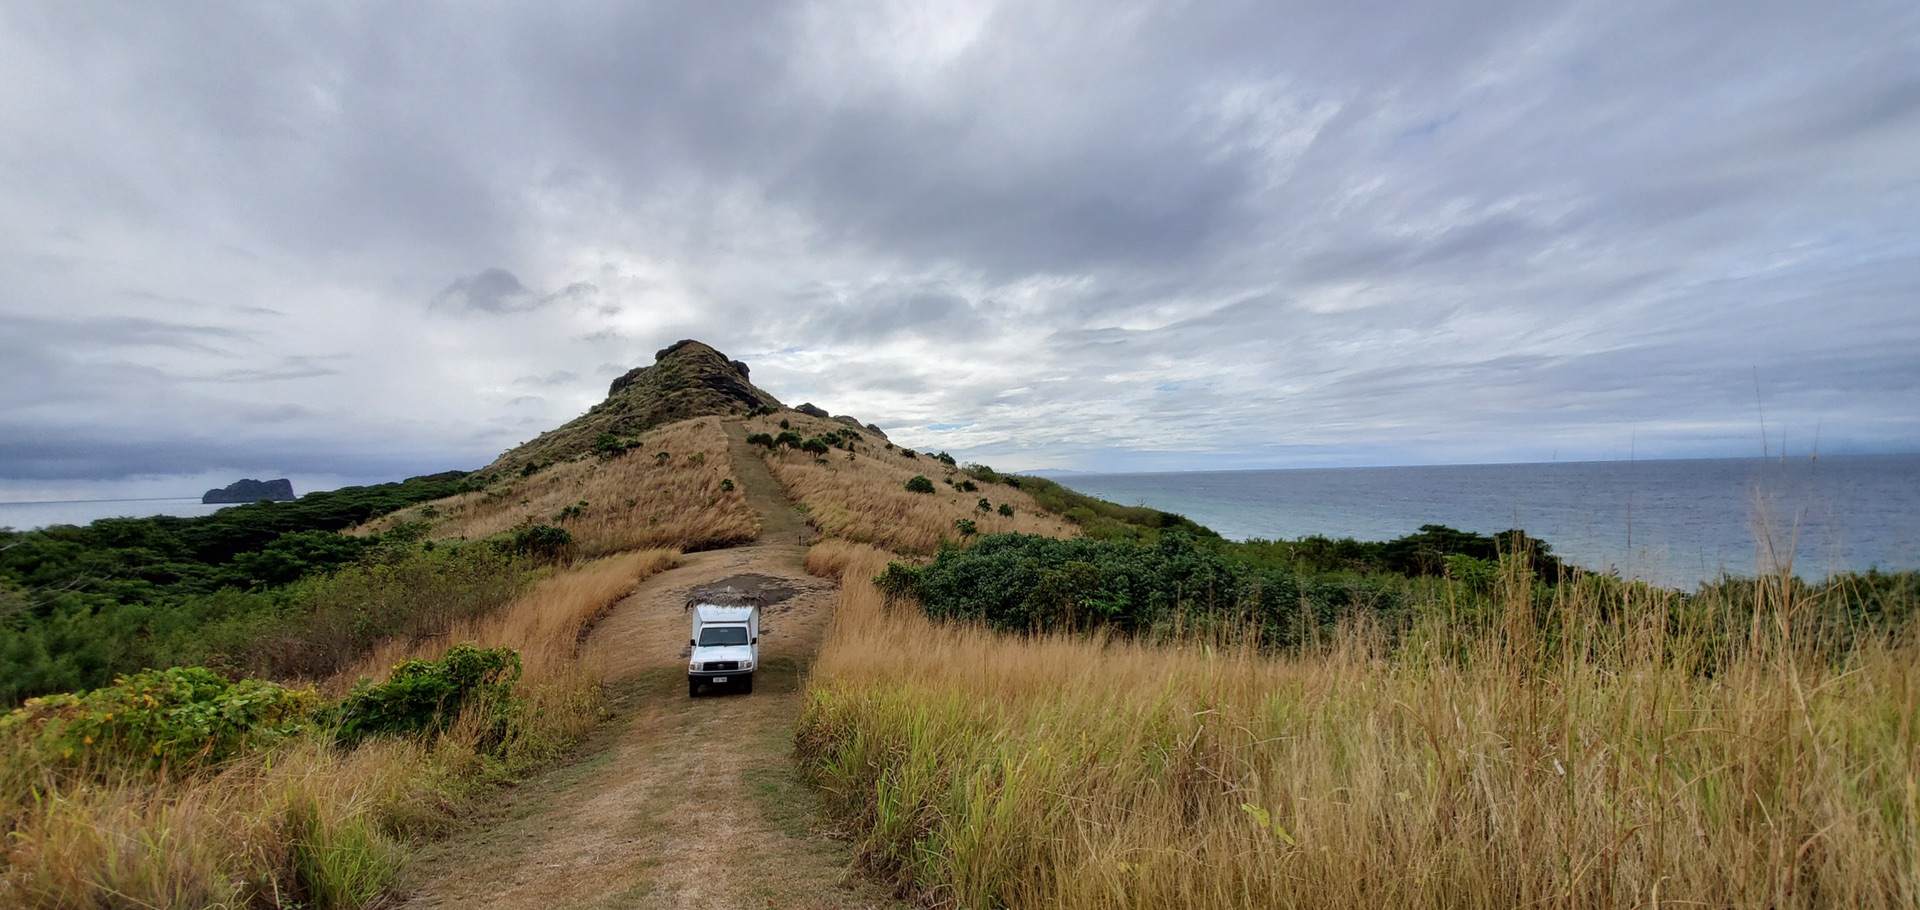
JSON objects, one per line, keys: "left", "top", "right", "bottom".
{"left": 700, "top": 661, "right": 740, "bottom": 672}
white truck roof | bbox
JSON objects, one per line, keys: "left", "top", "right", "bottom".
{"left": 691, "top": 602, "right": 756, "bottom": 622}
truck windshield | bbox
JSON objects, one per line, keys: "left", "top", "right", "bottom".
{"left": 698, "top": 626, "right": 749, "bottom": 647}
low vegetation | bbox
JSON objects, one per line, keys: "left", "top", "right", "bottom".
{"left": 0, "top": 473, "right": 478, "bottom": 703}
{"left": 800, "top": 545, "right": 1919, "bottom": 909}
{"left": 0, "top": 548, "right": 676, "bottom": 908}
{"left": 743, "top": 412, "right": 1075, "bottom": 554}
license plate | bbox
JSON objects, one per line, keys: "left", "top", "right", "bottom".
{"left": 713, "top": 677, "right": 728, "bottom": 683}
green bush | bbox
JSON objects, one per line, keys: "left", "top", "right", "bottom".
{"left": 591, "top": 432, "right": 633, "bottom": 458}
{"left": 800, "top": 437, "right": 831, "bottom": 455}
{"left": 901, "top": 532, "right": 1406, "bottom": 647}
{"left": 905, "top": 476, "right": 936, "bottom": 495}
{"left": 998, "top": 503, "right": 1014, "bottom": 517}
{"left": 720, "top": 478, "right": 736, "bottom": 492}
{"left": 0, "top": 666, "right": 314, "bottom": 775}
{"left": 774, "top": 430, "right": 804, "bottom": 449}
{"left": 976, "top": 498, "right": 992, "bottom": 513}
{"left": 325, "top": 644, "right": 521, "bottom": 748}
{"left": 954, "top": 518, "right": 978, "bottom": 536}
{"left": 509, "top": 524, "right": 573, "bottom": 562}
{"left": 955, "top": 480, "right": 979, "bottom": 493}
{"left": 746, "top": 432, "right": 775, "bottom": 448}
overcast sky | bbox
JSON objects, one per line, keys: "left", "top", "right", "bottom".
{"left": 3, "top": 1, "right": 1917, "bottom": 499}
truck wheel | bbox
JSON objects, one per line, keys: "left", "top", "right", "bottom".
{"left": 688, "top": 678, "right": 699, "bottom": 698}
{"left": 741, "top": 674, "right": 753, "bottom": 694}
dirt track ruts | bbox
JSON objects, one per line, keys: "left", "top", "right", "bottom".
{"left": 391, "top": 423, "right": 898, "bottom": 910}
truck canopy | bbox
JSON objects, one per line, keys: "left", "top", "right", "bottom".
{"left": 692, "top": 603, "right": 756, "bottom": 624}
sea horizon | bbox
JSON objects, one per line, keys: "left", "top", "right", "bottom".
{"left": 1056, "top": 452, "right": 1920, "bottom": 589}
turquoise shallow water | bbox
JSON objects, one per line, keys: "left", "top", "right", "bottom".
{"left": 1056, "top": 454, "right": 1920, "bottom": 588}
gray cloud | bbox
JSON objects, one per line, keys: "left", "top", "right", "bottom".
{"left": 1, "top": 0, "right": 1916, "bottom": 492}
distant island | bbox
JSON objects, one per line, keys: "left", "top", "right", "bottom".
{"left": 201, "top": 478, "right": 295, "bottom": 504}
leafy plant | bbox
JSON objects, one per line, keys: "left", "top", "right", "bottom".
{"left": 324, "top": 644, "right": 522, "bottom": 748}
{"left": 954, "top": 519, "right": 978, "bottom": 536}
{"left": 998, "top": 503, "right": 1014, "bottom": 517}
{"left": 0, "top": 666, "right": 314, "bottom": 775}
{"left": 905, "top": 476, "right": 936, "bottom": 495}
{"left": 976, "top": 498, "right": 993, "bottom": 513}
{"left": 509, "top": 524, "right": 574, "bottom": 562}
{"left": 720, "top": 478, "right": 735, "bottom": 492}
{"left": 591, "top": 432, "right": 634, "bottom": 459}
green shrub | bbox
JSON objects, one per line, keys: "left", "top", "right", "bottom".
{"left": 976, "top": 498, "right": 992, "bottom": 513}
{"left": 801, "top": 437, "right": 831, "bottom": 455}
{"left": 325, "top": 644, "right": 521, "bottom": 748}
{"left": 905, "top": 532, "right": 1406, "bottom": 646}
{"left": 902, "top": 449, "right": 919, "bottom": 459}
{"left": 0, "top": 666, "right": 314, "bottom": 775}
{"left": 774, "top": 430, "right": 804, "bottom": 449}
{"left": 998, "top": 503, "right": 1014, "bottom": 517}
{"left": 956, "top": 480, "right": 978, "bottom": 493}
{"left": 936, "top": 451, "right": 957, "bottom": 466}
{"left": 905, "top": 476, "right": 936, "bottom": 495}
{"left": 873, "top": 562, "right": 923, "bottom": 602}
{"left": 720, "top": 478, "right": 735, "bottom": 492}
{"left": 954, "top": 518, "right": 978, "bottom": 536}
{"left": 590, "top": 432, "right": 633, "bottom": 458}
{"left": 554, "top": 500, "right": 588, "bottom": 523}
{"left": 509, "top": 524, "right": 573, "bottom": 562}
{"left": 746, "top": 432, "right": 775, "bottom": 448}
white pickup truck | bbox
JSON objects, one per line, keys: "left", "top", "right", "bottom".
{"left": 687, "top": 600, "right": 759, "bottom": 696}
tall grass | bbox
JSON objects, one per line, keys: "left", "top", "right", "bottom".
{"left": 364, "top": 418, "right": 758, "bottom": 555}
{"left": 1, "top": 550, "right": 679, "bottom": 908}
{"left": 746, "top": 414, "right": 1075, "bottom": 554}
{"left": 799, "top": 547, "right": 1919, "bottom": 909}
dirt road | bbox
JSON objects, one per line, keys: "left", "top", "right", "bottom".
{"left": 392, "top": 424, "right": 897, "bottom": 910}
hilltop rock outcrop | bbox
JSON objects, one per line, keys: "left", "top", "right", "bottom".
{"left": 202, "top": 478, "right": 295, "bottom": 503}
{"left": 485, "top": 341, "right": 786, "bottom": 475}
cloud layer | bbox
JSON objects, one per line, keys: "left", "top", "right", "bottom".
{"left": 2, "top": 1, "right": 1916, "bottom": 494}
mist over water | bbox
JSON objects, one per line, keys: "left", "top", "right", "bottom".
{"left": 1058, "top": 454, "right": 1920, "bottom": 588}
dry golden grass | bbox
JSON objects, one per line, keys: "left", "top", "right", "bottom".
{"left": 365, "top": 418, "right": 758, "bottom": 557}
{"left": 2, "top": 550, "right": 681, "bottom": 909}
{"left": 334, "top": 548, "right": 678, "bottom": 695}
{"left": 800, "top": 551, "right": 1920, "bottom": 909}
{"left": 745, "top": 413, "right": 1075, "bottom": 554}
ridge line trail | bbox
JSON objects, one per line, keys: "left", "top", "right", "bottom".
{"left": 393, "top": 422, "right": 898, "bottom": 910}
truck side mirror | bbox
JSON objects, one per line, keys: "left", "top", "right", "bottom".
{"left": 751, "top": 637, "right": 758, "bottom": 644}
{"left": 689, "top": 638, "right": 696, "bottom": 647}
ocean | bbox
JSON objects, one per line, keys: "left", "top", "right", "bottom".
{"left": 1054, "top": 454, "right": 1920, "bottom": 588}
{"left": 0, "top": 498, "right": 233, "bottom": 531}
